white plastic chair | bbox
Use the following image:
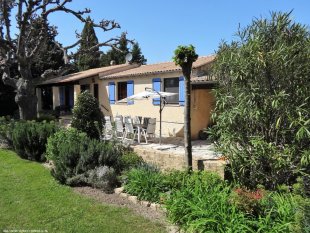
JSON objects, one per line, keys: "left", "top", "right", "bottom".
{"left": 133, "top": 116, "right": 142, "bottom": 125}
{"left": 123, "top": 116, "right": 137, "bottom": 143}
{"left": 103, "top": 116, "right": 113, "bottom": 140}
{"left": 141, "top": 118, "right": 156, "bottom": 144}
{"left": 114, "top": 116, "right": 124, "bottom": 139}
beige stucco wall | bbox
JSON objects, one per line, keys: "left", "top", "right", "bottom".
{"left": 189, "top": 89, "right": 215, "bottom": 139}
{"left": 47, "top": 66, "right": 215, "bottom": 139}
{"left": 100, "top": 71, "right": 215, "bottom": 139}
{"left": 52, "top": 86, "right": 60, "bottom": 109}
{"left": 36, "top": 88, "right": 42, "bottom": 113}
{"left": 100, "top": 72, "right": 184, "bottom": 138}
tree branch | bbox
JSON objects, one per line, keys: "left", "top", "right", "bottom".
{"left": 26, "top": 23, "right": 47, "bottom": 59}
{"left": 1, "top": 0, "right": 13, "bottom": 43}
{"left": 0, "top": 38, "right": 15, "bottom": 52}
{"left": 1, "top": 66, "right": 17, "bottom": 89}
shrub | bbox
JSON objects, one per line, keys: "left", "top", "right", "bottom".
{"left": 292, "top": 196, "right": 310, "bottom": 233}
{"left": 87, "top": 166, "right": 119, "bottom": 193}
{"left": 12, "top": 120, "right": 58, "bottom": 161}
{"left": 120, "top": 151, "right": 144, "bottom": 171}
{"left": 230, "top": 187, "right": 266, "bottom": 217}
{"left": 210, "top": 12, "right": 310, "bottom": 190}
{"left": 46, "top": 128, "right": 125, "bottom": 191}
{"left": 0, "top": 116, "right": 15, "bottom": 147}
{"left": 124, "top": 164, "right": 167, "bottom": 203}
{"left": 164, "top": 171, "right": 251, "bottom": 232}
{"left": 71, "top": 91, "right": 104, "bottom": 139}
{"left": 36, "top": 113, "right": 56, "bottom": 122}
{"left": 67, "top": 166, "right": 119, "bottom": 193}
{"left": 46, "top": 128, "right": 89, "bottom": 183}
{"left": 164, "top": 171, "right": 301, "bottom": 232}
{"left": 124, "top": 166, "right": 304, "bottom": 232}
{"left": 253, "top": 193, "right": 299, "bottom": 232}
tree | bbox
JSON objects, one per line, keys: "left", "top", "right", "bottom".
{"left": 0, "top": 76, "right": 18, "bottom": 116}
{"left": 76, "top": 16, "right": 100, "bottom": 71}
{"left": 30, "top": 19, "right": 65, "bottom": 79}
{"left": 173, "top": 45, "right": 198, "bottom": 171}
{"left": 131, "top": 42, "right": 147, "bottom": 64}
{"left": 71, "top": 91, "right": 104, "bottom": 139}
{"left": 100, "top": 32, "right": 128, "bottom": 66}
{"left": 211, "top": 12, "right": 310, "bottom": 189}
{"left": 100, "top": 33, "right": 147, "bottom": 66}
{"left": 0, "top": 0, "right": 126, "bottom": 120}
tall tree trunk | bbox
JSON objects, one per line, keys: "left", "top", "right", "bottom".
{"left": 15, "top": 65, "right": 38, "bottom": 120}
{"left": 182, "top": 65, "right": 192, "bottom": 170}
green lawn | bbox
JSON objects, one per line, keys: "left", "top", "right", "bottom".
{"left": 0, "top": 149, "right": 165, "bottom": 233}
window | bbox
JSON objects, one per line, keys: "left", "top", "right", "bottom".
{"left": 164, "top": 78, "right": 179, "bottom": 104}
{"left": 41, "top": 87, "right": 53, "bottom": 110}
{"left": 93, "top": 84, "right": 99, "bottom": 99}
{"left": 117, "top": 81, "right": 127, "bottom": 101}
{"left": 80, "top": 84, "right": 90, "bottom": 93}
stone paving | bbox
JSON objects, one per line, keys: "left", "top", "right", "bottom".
{"left": 132, "top": 137, "right": 222, "bottom": 160}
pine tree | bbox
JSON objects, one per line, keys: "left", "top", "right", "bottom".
{"left": 31, "top": 20, "right": 65, "bottom": 79}
{"left": 100, "top": 32, "right": 130, "bottom": 66}
{"left": 77, "top": 17, "right": 100, "bottom": 71}
{"left": 131, "top": 42, "right": 147, "bottom": 64}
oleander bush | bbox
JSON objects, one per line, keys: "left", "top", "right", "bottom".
{"left": 71, "top": 91, "right": 104, "bottom": 139}
{"left": 11, "top": 120, "right": 58, "bottom": 161}
{"left": 210, "top": 12, "right": 310, "bottom": 190}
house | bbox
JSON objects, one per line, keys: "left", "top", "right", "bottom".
{"left": 37, "top": 55, "right": 216, "bottom": 139}
{"left": 37, "top": 63, "right": 139, "bottom": 112}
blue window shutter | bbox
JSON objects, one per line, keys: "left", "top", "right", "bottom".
{"left": 108, "top": 82, "right": 115, "bottom": 104}
{"left": 68, "top": 86, "right": 74, "bottom": 108}
{"left": 59, "top": 86, "right": 65, "bottom": 106}
{"left": 179, "top": 76, "right": 185, "bottom": 106}
{"left": 152, "top": 78, "right": 161, "bottom": 105}
{"left": 127, "top": 80, "right": 134, "bottom": 105}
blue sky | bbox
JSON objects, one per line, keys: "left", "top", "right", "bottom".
{"left": 47, "top": 0, "right": 310, "bottom": 64}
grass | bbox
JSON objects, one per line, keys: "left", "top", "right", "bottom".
{"left": 0, "top": 149, "right": 166, "bottom": 233}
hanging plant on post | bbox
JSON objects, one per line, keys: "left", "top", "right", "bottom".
{"left": 173, "top": 45, "right": 198, "bottom": 171}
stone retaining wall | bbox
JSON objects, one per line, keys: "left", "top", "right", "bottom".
{"left": 133, "top": 147, "right": 226, "bottom": 178}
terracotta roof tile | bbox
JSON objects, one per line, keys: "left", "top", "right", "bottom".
{"left": 100, "top": 55, "right": 215, "bottom": 79}
{"left": 39, "top": 63, "right": 139, "bottom": 85}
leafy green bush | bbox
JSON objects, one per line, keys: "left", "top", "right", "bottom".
{"left": 210, "top": 12, "right": 310, "bottom": 189}
{"left": 46, "top": 128, "right": 124, "bottom": 191}
{"left": 230, "top": 187, "right": 266, "bottom": 217}
{"left": 0, "top": 116, "right": 15, "bottom": 147}
{"left": 71, "top": 91, "right": 104, "bottom": 139}
{"left": 124, "top": 164, "right": 167, "bottom": 203}
{"left": 36, "top": 113, "right": 56, "bottom": 122}
{"left": 12, "top": 120, "right": 58, "bottom": 161}
{"left": 46, "top": 128, "right": 89, "bottom": 183}
{"left": 253, "top": 193, "right": 299, "bottom": 232}
{"left": 165, "top": 172, "right": 251, "bottom": 232}
{"left": 164, "top": 171, "right": 300, "bottom": 233}
{"left": 124, "top": 166, "right": 304, "bottom": 232}
{"left": 67, "top": 166, "right": 119, "bottom": 193}
{"left": 120, "top": 151, "right": 143, "bottom": 171}
{"left": 292, "top": 196, "right": 310, "bottom": 233}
